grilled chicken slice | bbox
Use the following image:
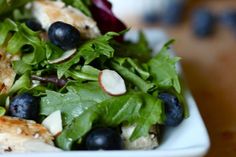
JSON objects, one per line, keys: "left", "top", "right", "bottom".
{"left": 32, "top": 0, "right": 101, "bottom": 39}
{"left": 0, "top": 116, "right": 61, "bottom": 152}
{"left": 0, "top": 50, "right": 18, "bottom": 94}
{"left": 121, "top": 125, "right": 159, "bottom": 150}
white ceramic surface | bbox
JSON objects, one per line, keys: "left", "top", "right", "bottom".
{"left": 108, "top": 0, "right": 169, "bottom": 20}
{"left": 1, "top": 30, "right": 210, "bottom": 157}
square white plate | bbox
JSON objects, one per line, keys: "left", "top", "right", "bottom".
{"left": 2, "top": 29, "right": 210, "bottom": 157}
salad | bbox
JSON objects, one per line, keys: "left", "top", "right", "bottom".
{"left": 0, "top": 0, "right": 188, "bottom": 152}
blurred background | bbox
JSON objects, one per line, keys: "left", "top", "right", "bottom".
{"left": 109, "top": 0, "right": 236, "bottom": 157}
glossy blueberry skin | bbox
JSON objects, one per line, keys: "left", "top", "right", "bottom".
{"left": 9, "top": 93, "right": 39, "bottom": 120}
{"left": 162, "top": 1, "right": 185, "bottom": 25}
{"left": 192, "top": 9, "right": 215, "bottom": 37}
{"left": 85, "top": 128, "right": 123, "bottom": 150}
{"left": 25, "top": 19, "right": 42, "bottom": 32}
{"left": 159, "top": 93, "right": 184, "bottom": 126}
{"left": 48, "top": 22, "right": 80, "bottom": 51}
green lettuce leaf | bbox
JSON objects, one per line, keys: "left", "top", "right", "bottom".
{"left": 40, "top": 82, "right": 110, "bottom": 126}
{"left": 56, "top": 110, "right": 97, "bottom": 150}
{"left": 8, "top": 72, "right": 31, "bottom": 95}
{"left": 0, "top": 94, "right": 7, "bottom": 106}
{"left": 12, "top": 60, "right": 32, "bottom": 75}
{"left": 130, "top": 94, "right": 164, "bottom": 140}
{"left": 56, "top": 93, "right": 141, "bottom": 150}
{"left": 114, "top": 57, "right": 150, "bottom": 80}
{"left": 79, "top": 32, "right": 117, "bottom": 64}
{"left": 147, "top": 40, "right": 181, "bottom": 93}
{"left": 0, "top": 106, "right": 6, "bottom": 116}
{"left": 55, "top": 92, "right": 164, "bottom": 150}
{"left": 111, "top": 61, "right": 156, "bottom": 93}
{"left": 0, "top": 19, "right": 46, "bottom": 65}
{"left": 66, "top": 65, "right": 100, "bottom": 81}
{"left": 0, "top": 18, "right": 18, "bottom": 45}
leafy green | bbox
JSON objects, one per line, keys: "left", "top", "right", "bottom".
{"left": 56, "top": 93, "right": 140, "bottom": 150}
{"left": 12, "top": 8, "right": 32, "bottom": 21}
{"left": 79, "top": 32, "right": 118, "bottom": 64}
{"left": 175, "top": 79, "right": 189, "bottom": 118}
{"left": 0, "top": 94, "right": 7, "bottom": 106}
{"left": 56, "top": 51, "right": 80, "bottom": 79}
{"left": 66, "top": 65, "right": 100, "bottom": 81}
{"left": 81, "top": 65, "right": 100, "bottom": 76}
{"left": 111, "top": 61, "right": 156, "bottom": 93}
{"left": 0, "top": 18, "right": 18, "bottom": 45}
{"left": 112, "top": 32, "right": 152, "bottom": 62}
{"left": 0, "top": 106, "right": 6, "bottom": 116}
{"left": 62, "top": 0, "right": 91, "bottom": 17}
{"left": 147, "top": 40, "right": 181, "bottom": 93}
{"left": 40, "top": 82, "right": 110, "bottom": 125}
{"left": 130, "top": 94, "right": 164, "bottom": 140}
{"left": 45, "top": 42, "right": 64, "bottom": 60}
{"left": 12, "top": 60, "right": 32, "bottom": 75}
{"left": 56, "top": 110, "right": 97, "bottom": 150}
{"left": 0, "top": 19, "right": 46, "bottom": 65}
{"left": 0, "top": 0, "right": 32, "bottom": 16}
{"left": 114, "top": 57, "right": 150, "bottom": 80}
{"left": 8, "top": 72, "right": 31, "bottom": 95}
{"left": 57, "top": 32, "right": 118, "bottom": 78}
{"left": 96, "top": 93, "right": 142, "bottom": 126}
{"left": 56, "top": 92, "right": 164, "bottom": 150}
{"left": 41, "top": 90, "right": 94, "bottom": 126}
{"left": 67, "top": 82, "right": 111, "bottom": 105}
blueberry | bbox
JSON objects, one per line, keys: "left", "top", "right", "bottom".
{"left": 25, "top": 19, "right": 42, "bottom": 32}
{"left": 48, "top": 22, "right": 80, "bottom": 51}
{"left": 143, "top": 12, "right": 160, "bottom": 24}
{"left": 162, "top": 1, "right": 185, "bottom": 25}
{"left": 9, "top": 93, "right": 39, "bottom": 120}
{"left": 159, "top": 93, "right": 183, "bottom": 126}
{"left": 85, "top": 128, "right": 123, "bottom": 150}
{"left": 192, "top": 8, "right": 215, "bottom": 37}
{"left": 220, "top": 10, "right": 236, "bottom": 29}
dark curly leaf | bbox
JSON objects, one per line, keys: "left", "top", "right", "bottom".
{"left": 0, "top": 0, "right": 32, "bottom": 16}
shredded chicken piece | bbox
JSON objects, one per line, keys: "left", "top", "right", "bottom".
{"left": 0, "top": 49, "right": 17, "bottom": 94}
{"left": 32, "top": 0, "right": 101, "bottom": 39}
{"left": 121, "top": 125, "right": 159, "bottom": 150}
{"left": 0, "top": 116, "right": 61, "bottom": 152}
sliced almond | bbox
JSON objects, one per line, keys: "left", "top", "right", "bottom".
{"left": 99, "top": 69, "right": 126, "bottom": 96}
{"left": 42, "top": 110, "right": 62, "bottom": 136}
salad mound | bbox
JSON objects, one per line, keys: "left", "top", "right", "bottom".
{"left": 0, "top": 0, "right": 188, "bottom": 152}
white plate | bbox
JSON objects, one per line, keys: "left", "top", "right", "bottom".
{"left": 2, "top": 29, "right": 210, "bottom": 157}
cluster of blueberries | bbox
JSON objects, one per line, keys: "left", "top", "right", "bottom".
{"left": 143, "top": 1, "right": 236, "bottom": 38}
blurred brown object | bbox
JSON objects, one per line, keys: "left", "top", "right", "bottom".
{"left": 124, "top": 0, "right": 236, "bottom": 157}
